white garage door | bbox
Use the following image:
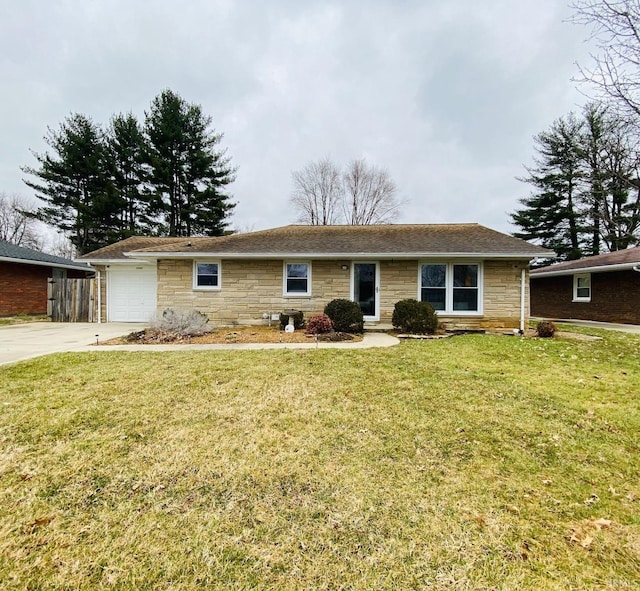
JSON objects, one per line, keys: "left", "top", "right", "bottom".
{"left": 107, "top": 264, "right": 157, "bottom": 322}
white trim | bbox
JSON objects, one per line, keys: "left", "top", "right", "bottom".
{"left": 283, "top": 261, "right": 312, "bottom": 297}
{"left": 0, "top": 256, "right": 92, "bottom": 272}
{"left": 418, "top": 261, "right": 484, "bottom": 316}
{"left": 572, "top": 273, "right": 591, "bottom": 302}
{"left": 532, "top": 261, "right": 640, "bottom": 278}
{"left": 97, "top": 269, "right": 102, "bottom": 324}
{"left": 520, "top": 268, "right": 526, "bottom": 333}
{"left": 124, "top": 251, "right": 544, "bottom": 261}
{"left": 193, "top": 260, "right": 221, "bottom": 291}
{"left": 79, "top": 257, "right": 152, "bottom": 265}
{"left": 351, "top": 261, "right": 380, "bottom": 322}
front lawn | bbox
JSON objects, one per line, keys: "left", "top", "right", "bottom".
{"left": 0, "top": 315, "right": 49, "bottom": 326}
{"left": 0, "top": 329, "right": 638, "bottom": 589}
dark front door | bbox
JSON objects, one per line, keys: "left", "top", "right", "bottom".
{"left": 353, "top": 263, "right": 378, "bottom": 319}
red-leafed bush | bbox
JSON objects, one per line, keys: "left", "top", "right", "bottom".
{"left": 306, "top": 313, "right": 334, "bottom": 335}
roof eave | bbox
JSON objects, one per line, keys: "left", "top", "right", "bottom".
{"left": 531, "top": 261, "right": 640, "bottom": 277}
{"left": 79, "top": 257, "right": 154, "bottom": 264}
{"left": 0, "top": 256, "right": 93, "bottom": 272}
{"left": 123, "top": 251, "right": 548, "bottom": 260}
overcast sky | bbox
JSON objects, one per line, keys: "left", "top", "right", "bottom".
{"left": 1, "top": 0, "right": 595, "bottom": 235}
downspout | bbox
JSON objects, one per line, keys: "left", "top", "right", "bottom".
{"left": 633, "top": 265, "right": 640, "bottom": 273}
{"left": 97, "top": 270, "right": 102, "bottom": 324}
{"left": 520, "top": 267, "right": 526, "bottom": 335}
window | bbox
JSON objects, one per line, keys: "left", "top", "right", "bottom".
{"left": 284, "top": 262, "right": 311, "bottom": 296}
{"left": 420, "top": 263, "right": 481, "bottom": 314}
{"left": 193, "top": 261, "right": 220, "bottom": 289}
{"left": 453, "top": 264, "right": 479, "bottom": 311}
{"left": 420, "top": 264, "right": 446, "bottom": 311}
{"left": 573, "top": 273, "right": 591, "bottom": 302}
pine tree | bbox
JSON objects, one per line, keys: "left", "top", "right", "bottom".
{"left": 580, "top": 104, "right": 640, "bottom": 251}
{"left": 512, "top": 104, "right": 640, "bottom": 259}
{"left": 144, "top": 90, "right": 235, "bottom": 236}
{"left": 106, "top": 112, "right": 148, "bottom": 237}
{"left": 512, "top": 113, "right": 585, "bottom": 260}
{"left": 22, "top": 113, "right": 119, "bottom": 254}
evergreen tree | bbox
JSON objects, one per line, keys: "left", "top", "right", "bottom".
{"left": 580, "top": 103, "right": 609, "bottom": 255}
{"left": 512, "top": 113, "right": 585, "bottom": 260}
{"left": 22, "top": 113, "right": 118, "bottom": 254}
{"left": 144, "top": 90, "right": 235, "bottom": 236}
{"left": 106, "top": 112, "right": 149, "bottom": 237}
{"left": 22, "top": 92, "right": 237, "bottom": 250}
{"left": 581, "top": 104, "right": 640, "bottom": 251}
{"left": 512, "top": 104, "right": 640, "bottom": 260}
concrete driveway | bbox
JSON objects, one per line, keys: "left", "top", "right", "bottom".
{"left": 0, "top": 322, "right": 146, "bottom": 366}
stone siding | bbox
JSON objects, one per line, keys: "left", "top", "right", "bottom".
{"left": 157, "top": 259, "right": 353, "bottom": 325}
{"left": 153, "top": 258, "right": 530, "bottom": 329}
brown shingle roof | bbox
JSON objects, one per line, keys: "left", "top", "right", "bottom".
{"left": 78, "top": 236, "right": 188, "bottom": 260}
{"left": 90, "top": 224, "right": 550, "bottom": 259}
{"left": 531, "top": 245, "right": 640, "bottom": 276}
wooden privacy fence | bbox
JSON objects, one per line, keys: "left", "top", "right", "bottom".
{"left": 47, "top": 278, "right": 98, "bottom": 322}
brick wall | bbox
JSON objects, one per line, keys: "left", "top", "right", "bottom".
{"left": 156, "top": 258, "right": 530, "bottom": 329}
{"left": 0, "top": 261, "right": 51, "bottom": 315}
{"left": 531, "top": 270, "right": 640, "bottom": 324}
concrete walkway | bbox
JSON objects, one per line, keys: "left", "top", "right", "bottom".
{"left": 69, "top": 331, "right": 400, "bottom": 354}
{"left": 533, "top": 318, "right": 640, "bottom": 335}
{"left": 0, "top": 322, "right": 147, "bottom": 366}
{"left": 0, "top": 323, "right": 399, "bottom": 367}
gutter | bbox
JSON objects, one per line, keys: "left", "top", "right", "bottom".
{"left": 1, "top": 256, "right": 92, "bottom": 272}
{"left": 122, "top": 251, "right": 548, "bottom": 261}
{"left": 520, "top": 268, "right": 526, "bottom": 335}
{"left": 531, "top": 261, "right": 640, "bottom": 278}
{"left": 77, "top": 258, "right": 154, "bottom": 265}
{"left": 97, "top": 270, "right": 102, "bottom": 324}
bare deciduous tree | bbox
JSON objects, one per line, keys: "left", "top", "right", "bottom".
{"left": 47, "top": 233, "right": 77, "bottom": 259}
{"left": 290, "top": 158, "right": 343, "bottom": 225}
{"left": 0, "top": 193, "right": 43, "bottom": 249}
{"left": 571, "top": 0, "right": 640, "bottom": 118}
{"left": 342, "top": 159, "right": 400, "bottom": 225}
{"left": 290, "top": 157, "right": 402, "bottom": 225}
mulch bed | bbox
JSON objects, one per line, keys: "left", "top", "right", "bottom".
{"left": 104, "top": 325, "right": 360, "bottom": 345}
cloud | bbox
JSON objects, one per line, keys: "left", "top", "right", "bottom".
{"left": 0, "top": 0, "right": 594, "bottom": 236}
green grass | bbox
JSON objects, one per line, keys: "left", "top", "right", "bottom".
{"left": 0, "top": 314, "right": 49, "bottom": 325}
{"left": 0, "top": 329, "right": 639, "bottom": 589}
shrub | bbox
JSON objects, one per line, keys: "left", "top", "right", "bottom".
{"left": 536, "top": 320, "right": 556, "bottom": 338}
{"left": 279, "top": 310, "right": 305, "bottom": 330}
{"left": 152, "top": 308, "right": 211, "bottom": 336}
{"left": 324, "top": 299, "right": 364, "bottom": 333}
{"left": 391, "top": 299, "right": 438, "bottom": 334}
{"left": 306, "top": 313, "right": 334, "bottom": 335}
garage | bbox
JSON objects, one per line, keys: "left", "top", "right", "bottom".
{"left": 107, "top": 264, "right": 157, "bottom": 322}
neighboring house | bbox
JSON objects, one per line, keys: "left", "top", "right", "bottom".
{"left": 530, "top": 246, "right": 640, "bottom": 324}
{"left": 0, "top": 241, "right": 93, "bottom": 316}
{"left": 79, "top": 224, "right": 551, "bottom": 329}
